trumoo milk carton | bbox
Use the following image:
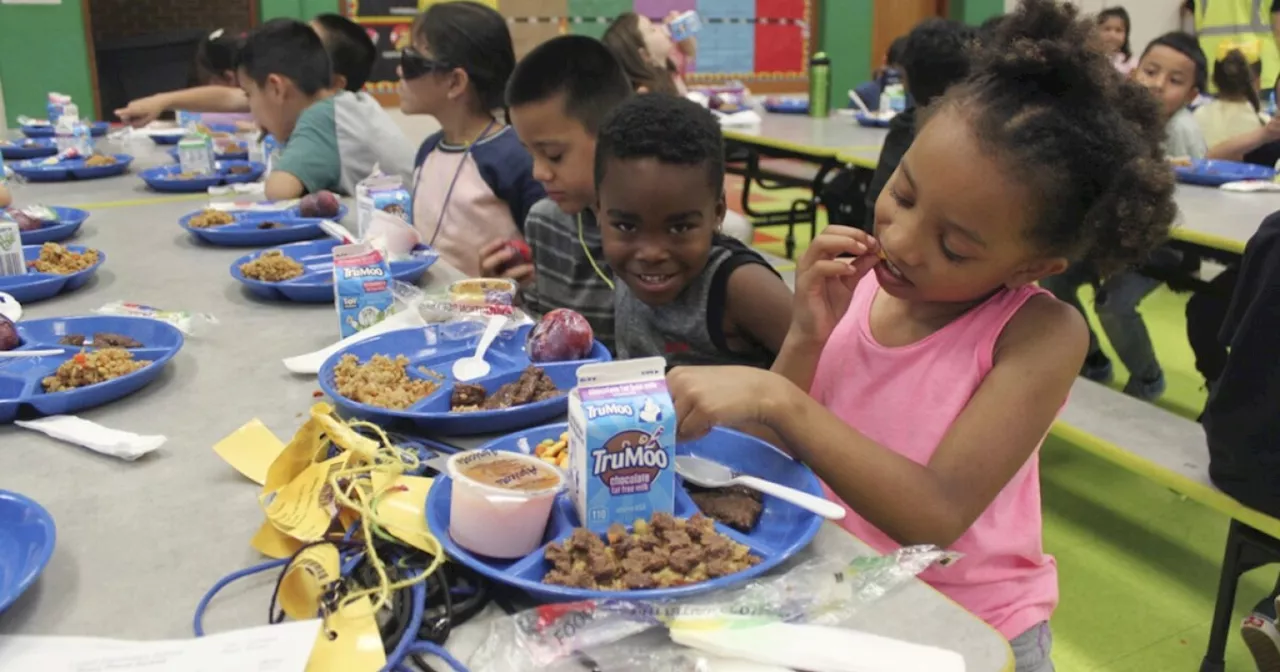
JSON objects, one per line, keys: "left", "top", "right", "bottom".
{"left": 568, "top": 357, "right": 676, "bottom": 534}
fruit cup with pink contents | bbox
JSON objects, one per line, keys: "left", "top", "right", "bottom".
{"left": 447, "top": 449, "right": 565, "bottom": 558}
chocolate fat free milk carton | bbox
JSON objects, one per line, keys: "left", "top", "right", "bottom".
{"left": 568, "top": 357, "right": 676, "bottom": 534}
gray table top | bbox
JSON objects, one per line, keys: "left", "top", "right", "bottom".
{"left": 0, "top": 143, "right": 1011, "bottom": 672}
{"left": 1171, "top": 184, "right": 1280, "bottom": 254}
{"left": 724, "top": 114, "right": 888, "bottom": 160}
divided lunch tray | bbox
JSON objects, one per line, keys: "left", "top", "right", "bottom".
{"left": 319, "top": 324, "right": 612, "bottom": 436}
{"left": 140, "top": 161, "right": 265, "bottom": 193}
{"left": 230, "top": 239, "right": 436, "bottom": 303}
{"left": 0, "top": 315, "right": 184, "bottom": 424}
{"left": 1174, "top": 159, "right": 1276, "bottom": 187}
{"left": 0, "top": 138, "right": 58, "bottom": 160}
{"left": 854, "top": 112, "right": 893, "bottom": 128}
{"left": 20, "top": 122, "right": 110, "bottom": 138}
{"left": 167, "top": 144, "right": 249, "bottom": 162}
{"left": 0, "top": 490, "right": 56, "bottom": 612}
{"left": 180, "top": 204, "right": 349, "bottom": 247}
{"left": 426, "top": 423, "right": 825, "bottom": 602}
{"left": 0, "top": 245, "right": 105, "bottom": 303}
{"left": 9, "top": 154, "right": 133, "bottom": 182}
{"left": 12, "top": 207, "right": 89, "bottom": 245}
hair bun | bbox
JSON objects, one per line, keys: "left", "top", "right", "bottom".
{"left": 974, "top": 0, "right": 1108, "bottom": 104}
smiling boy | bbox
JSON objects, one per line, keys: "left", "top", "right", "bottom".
{"left": 596, "top": 95, "right": 792, "bottom": 367}
{"left": 479, "top": 36, "right": 634, "bottom": 351}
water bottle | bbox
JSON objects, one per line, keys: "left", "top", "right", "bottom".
{"left": 263, "top": 134, "right": 280, "bottom": 174}
{"left": 808, "top": 51, "right": 831, "bottom": 118}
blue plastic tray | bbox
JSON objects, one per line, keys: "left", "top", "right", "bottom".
{"left": 0, "top": 315, "right": 184, "bottom": 424}
{"left": 0, "top": 245, "right": 105, "bottom": 303}
{"left": 320, "top": 324, "right": 611, "bottom": 436}
{"left": 1174, "top": 159, "right": 1276, "bottom": 187}
{"left": 179, "top": 204, "right": 349, "bottom": 247}
{"left": 0, "top": 490, "right": 55, "bottom": 612}
{"left": 854, "top": 112, "right": 892, "bottom": 128}
{"left": 230, "top": 239, "right": 436, "bottom": 303}
{"left": 0, "top": 138, "right": 58, "bottom": 160}
{"left": 9, "top": 154, "right": 133, "bottom": 182}
{"left": 148, "top": 130, "right": 186, "bottom": 145}
{"left": 425, "top": 423, "right": 824, "bottom": 601}
{"left": 20, "top": 121, "right": 109, "bottom": 138}
{"left": 764, "top": 98, "right": 809, "bottom": 114}
{"left": 14, "top": 207, "right": 89, "bottom": 245}
{"left": 140, "top": 161, "right": 265, "bottom": 193}
{"left": 167, "top": 144, "right": 250, "bottom": 162}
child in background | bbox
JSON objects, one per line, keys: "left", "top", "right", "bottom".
{"left": 479, "top": 36, "right": 633, "bottom": 351}
{"left": 401, "top": 2, "right": 543, "bottom": 276}
{"left": 237, "top": 19, "right": 415, "bottom": 199}
{"left": 865, "top": 18, "right": 976, "bottom": 231}
{"left": 187, "top": 29, "right": 256, "bottom": 128}
{"left": 665, "top": 3, "right": 1176, "bottom": 670}
{"left": 601, "top": 12, "right": 696, "bottom": 96}
{"left": 1042, "top": 31, "right": 1207, "bottom": 400}
{"left": 853, "top": 37, "right": 907, "bottom": 112}
{"left": 116, "top": 14, "right": 377, "bottom": 127}
{"left": 1097, "top": 7, "right": 1135, "bottom": 74}
{"left": 1195, "top": 42, "right": 1280, "bottom": 160}
{"left": 597, "top": 95, "right": 792, "bottom": 367}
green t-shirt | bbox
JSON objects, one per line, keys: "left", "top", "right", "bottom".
{"left": 274, "top": 97, "right": 341, "bottom": 195}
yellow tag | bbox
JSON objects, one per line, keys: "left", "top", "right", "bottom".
{"left": 277, "top": 544, "right": 341, "bottom": 621}
{"left": 250, "top": 519, "right": 305, "bottom": 559}
{"left": 314, "top": 413, "right": 382, "bottom": 463}
{"left": 213, "top": 419, "right": 286, "bottom": 485}
{"left": 1218, "top": 38, "right": 1263, "bottom": 63}
{"left": 263, "top": 404, "right": 333, "bottom": 494}
{"left": 370, "top": 472, "right": 436, "bottom": 553}
{"left": 307, "top": 598, "right": 387, "bottom": 672}
{"left": 262, "top": 455, "right": 348, "bottom": 542}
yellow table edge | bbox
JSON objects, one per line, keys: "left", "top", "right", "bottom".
{"left": 1050, "top": 419, "right": 1280, "bottom": 540}
{"left": 1171, "top": 226, "right": 1247, "bottom": 255}
{"left": 722, "top": 128, "right": 844, "bottom": 159}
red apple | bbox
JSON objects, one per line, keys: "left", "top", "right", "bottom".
{"left": 527, "top": 309, "right": 594, "bottom": 362}
{"left": 0, "top": 314, "right": 17, "bottom": 352}
{"left": 497, "top": 239, "right": 532, "bottom": 273}
{"left": 299, "top": 190, "right": 341, "bottom": 218}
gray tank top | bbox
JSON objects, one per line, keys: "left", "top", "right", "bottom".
{"left": 614, "top": 241, "right": 776, "bottom": 369}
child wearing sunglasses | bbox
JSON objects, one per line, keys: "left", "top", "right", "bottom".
{"left": 400, "top": 1, "right": 544, "bottom": 277}
{"left": 237, "top": 19, "right": 415, "bottom": 200}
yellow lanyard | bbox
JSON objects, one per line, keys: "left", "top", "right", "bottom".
{"left": 578, "top": 212, "right": 614, "bottom": 290}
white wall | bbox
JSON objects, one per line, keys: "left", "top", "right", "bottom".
{"left": 1002, "top": 0, "right": 1183, "bottom": 53}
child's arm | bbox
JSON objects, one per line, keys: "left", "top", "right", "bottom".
{"left": 670, "top": 296, "right": 1086, "bottom": 547}
{"left": 115, "top": 87, "right": 249, "bottom": 127}
{"left": 269, "top": 124, "right": 341, "bottom": 201}
{"left": 0, "top": 183, "right": 10, "bottom": 209}
{"left": 725, "top": 264, "right": 793, "bottom": 354}
{"left": 1207, "top": 117, "right": 1280, "bottom": 160}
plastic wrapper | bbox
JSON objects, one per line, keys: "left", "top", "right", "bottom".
{"left": 393, "top": 280, "right": 530, "bottom": 341}
{"left": 469, "top": 545, "right": 958, "bottom": 672}
{"left": 94, "top": 301, "right": 219, "bottom": 336}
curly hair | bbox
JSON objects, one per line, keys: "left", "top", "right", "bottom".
{"left": 929, "top": 0, "right": 1176, "bottom": 276}
{"left": 593, "top": 94, "right": 724, "bottom": 192}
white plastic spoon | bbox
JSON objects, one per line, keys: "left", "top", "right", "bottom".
{"left": 452, "top": 315, "right": 506, "bottom": 382}
{"left": 675, "top": 455, "right": 846, "bottom": 520}
{"left": 0, "top": 349, "right": 65, "bottom": 358}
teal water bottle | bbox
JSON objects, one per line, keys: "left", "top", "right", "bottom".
{"left": 808, "top": 51, "right": 831, "bottom": 118}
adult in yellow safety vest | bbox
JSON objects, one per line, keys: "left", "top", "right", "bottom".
{"left": 1187, "top": 0, "right": 1280, "bottom": 89}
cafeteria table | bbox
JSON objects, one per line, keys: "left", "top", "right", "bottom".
{"left": 0, "top": 134, "right": 1013, "bottom": 671}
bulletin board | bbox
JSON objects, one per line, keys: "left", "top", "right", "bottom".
{"left": 344, "top": 0, "right": 815, "bottom": 101}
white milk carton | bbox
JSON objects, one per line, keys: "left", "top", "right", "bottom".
{"left": 568, "top": 357, "right": 677, "bottom": 534}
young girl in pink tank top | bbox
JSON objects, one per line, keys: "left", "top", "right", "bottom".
{"left": 666, "top": 2, "right": 1178, "bottom": 670}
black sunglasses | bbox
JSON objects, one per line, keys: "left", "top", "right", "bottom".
{"left": 400, "top": 48, "right": 453, "bottom": 80}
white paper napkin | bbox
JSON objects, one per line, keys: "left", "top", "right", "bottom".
{"left": 1220, "top": 180, "right": 1280, "bottom": 193}
{"left": 716, "top": 110, "right": 763, "bottom": 128}
{"left": 670, "top": 623, "right": 966, "bottom": 672}
{"left": 15, "top": 416, "right": 165, "bottom": 461}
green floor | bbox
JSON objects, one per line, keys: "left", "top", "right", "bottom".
{"left": 749, "top": 214, "right": 1265, "bottom": 670}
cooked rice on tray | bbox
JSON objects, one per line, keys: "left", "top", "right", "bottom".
{"left": 239, "top": 249, "right": 304, "bottom": 282}
{"left": 43, "top": 348, "right": 150, "bottom": 392}
{"left": 29, "top": 243, "right": 99, "bottom": 275}
{"left": 333, "top": 354, "right": 440, "bottom": 410}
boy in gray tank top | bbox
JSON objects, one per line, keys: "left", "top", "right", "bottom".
{"left": 595, "top": 95, "right": 793, "bottom": 368}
